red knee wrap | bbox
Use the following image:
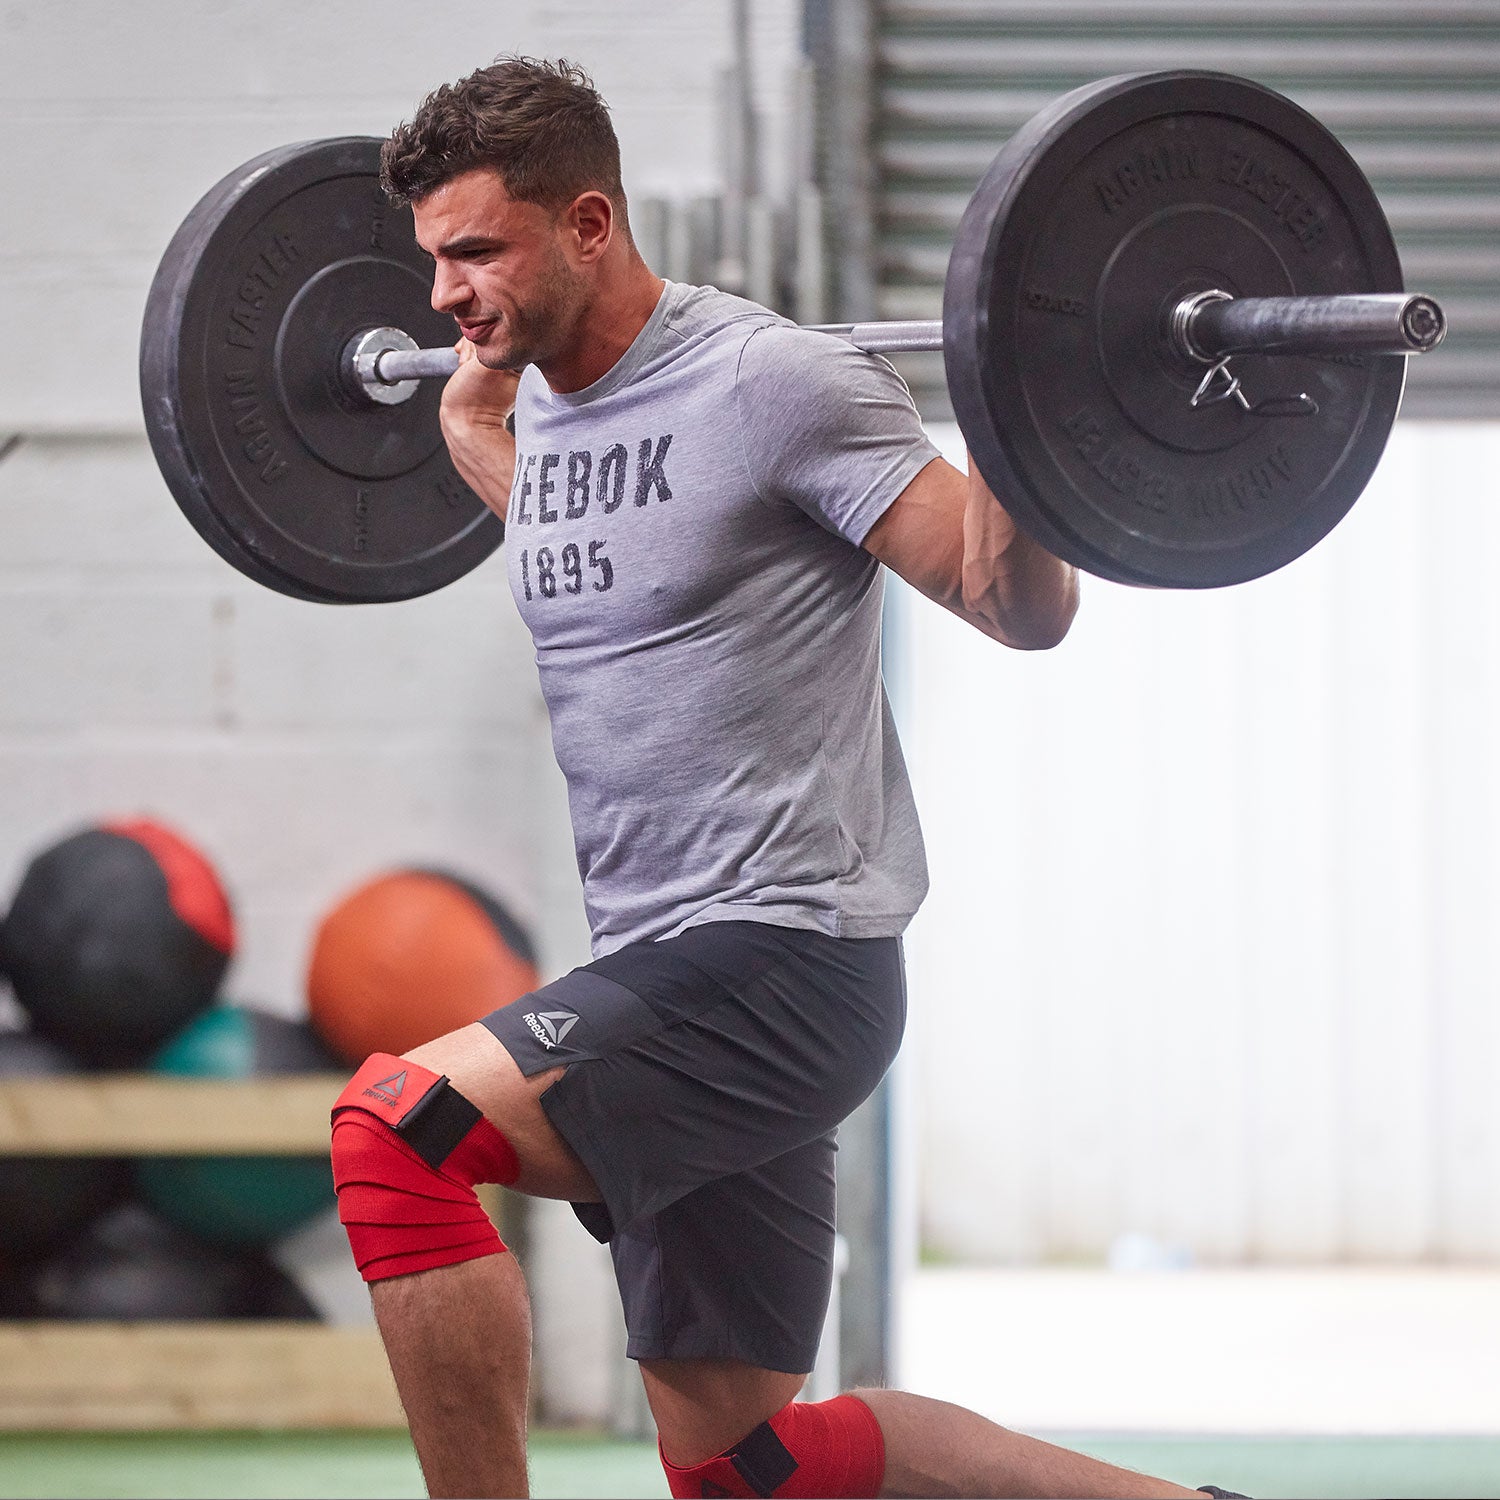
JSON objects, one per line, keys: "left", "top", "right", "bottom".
{"left": 660, "top": 1395, "right": 885, "bottom": 1499}
{"left": 331, "top": 1054, "right": 520, "bottom": 1283}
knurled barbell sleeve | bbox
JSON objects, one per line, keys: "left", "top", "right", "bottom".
{"left": 375, "top": 346, "right": 462, "bottom": 382}
{"left": 1180, "top": 292, "right": 1446, "bottom": 361}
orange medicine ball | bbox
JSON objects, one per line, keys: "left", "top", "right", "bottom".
{"left": 306, "top": 869, "right": 540, "bottom": 1063}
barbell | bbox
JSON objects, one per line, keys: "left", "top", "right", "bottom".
{"left": 139, "top": 69, "right": 1448, "bottom": 603}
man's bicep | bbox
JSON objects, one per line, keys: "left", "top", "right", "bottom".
{"left": 860, "top": 455, "right": 968, "bottom": 612}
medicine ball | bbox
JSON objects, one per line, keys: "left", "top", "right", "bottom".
{"left": 307, "top": 868, "right": 539, "bottom": 1062}
{"left": 0, "top": 1030, "right": 129, "bottom": 1263}
{"left": 0, "top": 1203, "right": 317, "bottom": 1320}
{"left": 0, "top": 819, "right": 235, "bottom": 1066}
{"left": 135, "top": 1005, "right": 340, "bottom": 1248}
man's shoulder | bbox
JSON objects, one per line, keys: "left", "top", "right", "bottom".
{"left": 733, "top": 318, "right": 865, "bottom": 377}
{"left": 656, "top": 294, "right": 881, "bottom": 421}
{"left": 664, "top": 286, "right": 850, "bottom": 365}
{"left": 662, "top": 282, "right": 799, "bottom": 350}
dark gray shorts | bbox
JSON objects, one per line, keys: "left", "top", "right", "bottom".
{"left": 480, "top": 920, "right": 906, "bottom": 1374}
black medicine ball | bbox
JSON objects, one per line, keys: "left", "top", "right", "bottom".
{"left": 0, "top": 1203, "right": 318, "bottom": 1321}
{"left": 0, "top": 819, "right": 235, "bottom": 1066}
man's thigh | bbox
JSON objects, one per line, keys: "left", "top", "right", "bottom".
{"left": 483, "top": 922, "right": 906, "bottom": 1238}
{"left": 612, "top": 1130, "right": 841, "bottom": 1373}
{"left": 402, "top": 1021, "right": 600, "bottom": 1202}
{"left": 423, "top": 922, "right": 902, "bottom": 1369}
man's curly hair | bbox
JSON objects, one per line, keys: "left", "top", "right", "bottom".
{"left": 382, "top": 55, "right": 627, "bottom": 224}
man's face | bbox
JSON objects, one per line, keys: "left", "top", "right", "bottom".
{"left": 413, "top": 168, "right": 586, "bottom": 372}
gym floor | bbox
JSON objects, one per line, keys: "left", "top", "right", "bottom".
{"left": 6, "top": 1267, "right": 1499, "bottom": 1498}
{"left": 3, "top": 1429, "right": 1500, "bottom": 1499}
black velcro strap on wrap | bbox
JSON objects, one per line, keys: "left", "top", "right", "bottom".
{"left": 393, "top": 1077, "right": 482, "bottom": 1170}
{"left": 729, "top": 1420, "right": 798, "bottom": 1497}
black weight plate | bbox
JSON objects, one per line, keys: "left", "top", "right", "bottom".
{"left": 944, "top": 72, "right": 1406, "bottom": 589}
{"left": 141, "top": 138, "right": 501, "bottom": 603}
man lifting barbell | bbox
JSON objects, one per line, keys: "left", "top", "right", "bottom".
{"left": 323, "top": 57, "right": 1219, "bottom": 1500}
{"left": 139, "top": 52, "right": 1449, "bottom": 1500}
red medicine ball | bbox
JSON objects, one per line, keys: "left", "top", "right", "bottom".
{"left": 0, "top": 818, "right": 235, "bottom": 1067}
{"left": 306, "top": 869, "right": 539, "bottom": 1062}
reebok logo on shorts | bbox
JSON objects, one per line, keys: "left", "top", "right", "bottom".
{"left": 524, "top": 1011, "right": 580, "bottom": 1049}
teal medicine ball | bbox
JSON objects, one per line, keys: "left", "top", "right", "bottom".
{"left": 135, "top": 1005, "right": 338, "bottom": 1248}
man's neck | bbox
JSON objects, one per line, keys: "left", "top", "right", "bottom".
{"left": 540, "top": 260, "right": 666, "bottom": 395}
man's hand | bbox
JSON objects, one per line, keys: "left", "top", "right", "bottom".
{"left": 439, "top": 342, "right": 521, "bottom": 521}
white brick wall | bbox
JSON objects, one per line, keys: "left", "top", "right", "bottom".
{"left": 0, "top": 0, "right": 801, "bottom": 433}
{"left": 0, "top": 434, "right": 559, "bottom": 1011}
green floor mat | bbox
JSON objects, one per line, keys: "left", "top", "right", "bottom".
{"left": 1060, "top": 1432, "right": 1500, "bottom": 1499}
{"left": 1, "top": 1428, "right": 1497, "bottom": 1498}
{"left": 0, "top": 1430, "right": 663, "bottom": 1500}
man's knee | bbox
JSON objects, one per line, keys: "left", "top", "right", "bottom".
{"left": 658, "top": 1394, "right": 885, "bottom": 1499}
{"left": 330, "top": 1053, "right": 520, "bottom": 1282}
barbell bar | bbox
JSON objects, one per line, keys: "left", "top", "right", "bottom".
{"left": 352, "top": 292, "right": 1445, "bottom": 405}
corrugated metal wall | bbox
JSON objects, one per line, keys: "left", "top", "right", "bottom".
{"left": 868, "top": 1, "right": 1500, "bottom": 419}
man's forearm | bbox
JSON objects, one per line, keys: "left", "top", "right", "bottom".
{"left": 442, "top": 415, "right": 517, "bottom": 521}
{"left": 960, "top": 461, "right": 1079, "bottom": 650}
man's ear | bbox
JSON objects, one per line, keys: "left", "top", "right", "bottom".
{"left": 566, "top": 190, "right": 615, "bottom": 263}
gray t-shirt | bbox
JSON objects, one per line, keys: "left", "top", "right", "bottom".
{"left": 507, "top": 281, "right": 938, "bottom": 956}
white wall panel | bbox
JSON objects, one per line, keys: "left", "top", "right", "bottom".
{"left": 902, "top": 420, "right": 1500, "bottom": 1264}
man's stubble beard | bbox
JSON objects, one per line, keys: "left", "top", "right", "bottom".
{"left": 479, "top": 249, "right": 585, "bottom": 373}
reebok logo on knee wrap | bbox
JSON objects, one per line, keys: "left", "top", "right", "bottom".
{"left": 331, "top": 1054, "right": 520, "bottom": 1282}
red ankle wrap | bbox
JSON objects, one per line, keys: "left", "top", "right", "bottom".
{"left": 660, "top": 1394, "right": 885, "bottom": 1498}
